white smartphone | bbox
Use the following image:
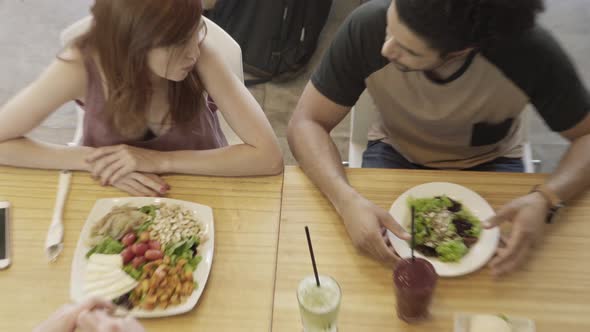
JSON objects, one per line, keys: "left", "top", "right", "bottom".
{"left": 0, "top": 201, "right": 11, "bottom": 269}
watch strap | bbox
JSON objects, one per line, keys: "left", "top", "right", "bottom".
{"left": 531, "top": 184, "right": 564, "bottom": 224}
{"left": 531, "top": 184, "right": 563, "bottom": 209}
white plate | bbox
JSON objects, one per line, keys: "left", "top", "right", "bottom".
{"left": 388, "top": 182, "right": 500, "bottom": 277}
{"left": 70, "top": 197, "right": 214, "bottom": 318}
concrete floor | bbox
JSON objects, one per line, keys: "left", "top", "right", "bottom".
{"left": 0, "top": 0, "right": 588, "bottom": 172}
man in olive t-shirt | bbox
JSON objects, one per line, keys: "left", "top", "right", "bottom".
{"left": 288, "top": 0, "right": 590, "bottom": 276}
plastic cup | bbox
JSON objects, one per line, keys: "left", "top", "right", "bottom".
{"left": 393, "top": 257, "right": 438, "bottom": 323}
{"left": 297, "top": 275, "right": 342, "bottom": 332}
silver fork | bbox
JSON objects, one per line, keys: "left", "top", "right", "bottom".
{"left": 45, "top": 169, "right": 71, "bottom": 262}
{"left": 44, "top": 135, "right": 80, "bottom": 262}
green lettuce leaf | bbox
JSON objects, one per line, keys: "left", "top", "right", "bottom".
{"left": 86, "top": 237, "right": 124, "bottom": 258}
{"left": 436, "top": 239, "right": 467, "bottom": 262}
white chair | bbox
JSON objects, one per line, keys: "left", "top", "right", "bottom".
{"left": 60, "top": 16, "right": 244, "bottom": 145}
{"left": 520, "top": 106, "right": 541, "bottom": 173}
{"left": 346, "top": 90, "right": 379, "bottom": 168}
{"left": 346, "top": 90, "right": 538, "bottom": 173}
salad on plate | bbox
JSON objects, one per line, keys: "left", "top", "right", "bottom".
{"left": 83, "top": 203, "right": 208, "bottom": 310}
{"left": 408, "top": 195, "right": 482, "bottom": 262}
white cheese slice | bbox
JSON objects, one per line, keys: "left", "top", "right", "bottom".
{"left": 85, "top": 268, "right": 121, "bottom": 282}
{"left": 88, "top": 254, "right": 123, "bottom": 267}
{"left": 104, "top": 281, "right": 138, "bottom": 300}
{"left": 86, "top": 281, "right": 138, "bottom": 301}
{"left": 86, "top": 263, "right": 117, "bottom": 274}
{"left": 84, "top": 270, "right": 129, "bottom": 293}
{"left": 86, "top": 273, "right": 138, "bottom": 300}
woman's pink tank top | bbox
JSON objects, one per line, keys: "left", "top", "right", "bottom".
{"left": 78, "top": 57, "right": 227, "bottom": 151}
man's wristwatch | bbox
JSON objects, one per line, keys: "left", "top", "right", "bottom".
{"left": 530, "top": 184, "right": 564, "bottom": 224}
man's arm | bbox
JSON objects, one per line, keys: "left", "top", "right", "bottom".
{"left": 288, "top": 82, "right": 409, "bottom": 267}
{"left": 287, "top": 82, "right": 357, "bottom": 209}
{"left": 0, "top": 49, "right": 94, "bottom": 171}
{"left": 544, "top": 114, "right": 590, "bottom": 202}
{"left": 288, "top": 0, "right": 389, "bottom": 188}
{"left": 485, "top": 114, "right": 590, "bottom": 277}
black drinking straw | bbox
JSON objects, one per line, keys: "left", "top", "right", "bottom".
{"left": 411, "top": 206, "right": 416, "bottom": 262}
{"left": 305, "top": 226, "right": 321, "bottom": 287}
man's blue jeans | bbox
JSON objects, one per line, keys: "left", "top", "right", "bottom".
{"left": 361, "top": 140, "right": 524, "bottom": 172}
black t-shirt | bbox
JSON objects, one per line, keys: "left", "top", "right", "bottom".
{"left": 311, "top": 0, "right": 589, "bottom": 168}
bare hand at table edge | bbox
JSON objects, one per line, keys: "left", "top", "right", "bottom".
{"left": 32, "top": 298, "right": 114, "bottom": 332}
{"left": 483, "top": 192, "right": 549, "bottom": 277}
{"left": 76, "top": 308, "right": 146, "bottom": 332}
{"left": 337, "top": 193, "right": 411, "bottom": 266}
{"left": 86, "top": 144, "right": 164, "bottom": 186}
{"left": 111, "top": 172, "right": 170, "bottom": 197}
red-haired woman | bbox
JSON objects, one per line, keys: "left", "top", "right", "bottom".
{"left": 0, "top": 0, "right": 283, "bottom": 196}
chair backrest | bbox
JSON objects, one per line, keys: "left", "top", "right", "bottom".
{"left": 347, "top": 90, "right": 379, "bottom": 168}
{"left": 60, "top": 16, "right": 244, "bottom": 144}
{"left": 521, "top": 106, "right": 536, "bottom": 173}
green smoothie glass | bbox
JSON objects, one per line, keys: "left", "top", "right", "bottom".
{"left": 297, "top": 275, "right": 342, "bottom": 332}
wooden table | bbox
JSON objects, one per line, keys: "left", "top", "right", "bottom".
{"left": 0, "top": 166, "right": 283, "bottom": 332}
{"left": 272, "top": 166, "right": 590, "bottom": 332}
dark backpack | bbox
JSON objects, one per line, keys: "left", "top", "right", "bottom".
{"left": 206, "top": 0, "right": 333, "bottom": 85}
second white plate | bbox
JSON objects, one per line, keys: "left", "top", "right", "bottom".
{"left": 70, "top": 197, "right": 215, "bottom": 318}
{"left": 388, "top": 182, "right": 500, "bottom": 277}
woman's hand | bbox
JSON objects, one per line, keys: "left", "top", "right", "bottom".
{"left": 86, "top": 145, "right": 167, "bottom": 185}
{"left": 33, "top": 298, "right": 113, "bottom": 332}
{"left": 76, "top": 309, "right": 146, "bottom": 332}
{"left": 111, "top": 172, "right": 170, "bottom": 197}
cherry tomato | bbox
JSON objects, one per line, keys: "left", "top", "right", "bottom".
{"left": 148, "top": 240, "right": 161, "bottom": 251}
{"left": 121, "top": 233, "right": 137, "bottom": 247}
{"left": 131, "top": 243, "right": 149, "bottom": 256}
{"left": 145, "top": 249, "right": 164, "bottom": 261}
{"left": 131, "top": 256, "right": 147, "bottom": 269}
{"left": 121, "top": 248, "right": 135, "bottom": 264}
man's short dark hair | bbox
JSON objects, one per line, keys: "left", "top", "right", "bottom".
{"left": 395, "top": 0, "right": 545, "bottom": 55}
